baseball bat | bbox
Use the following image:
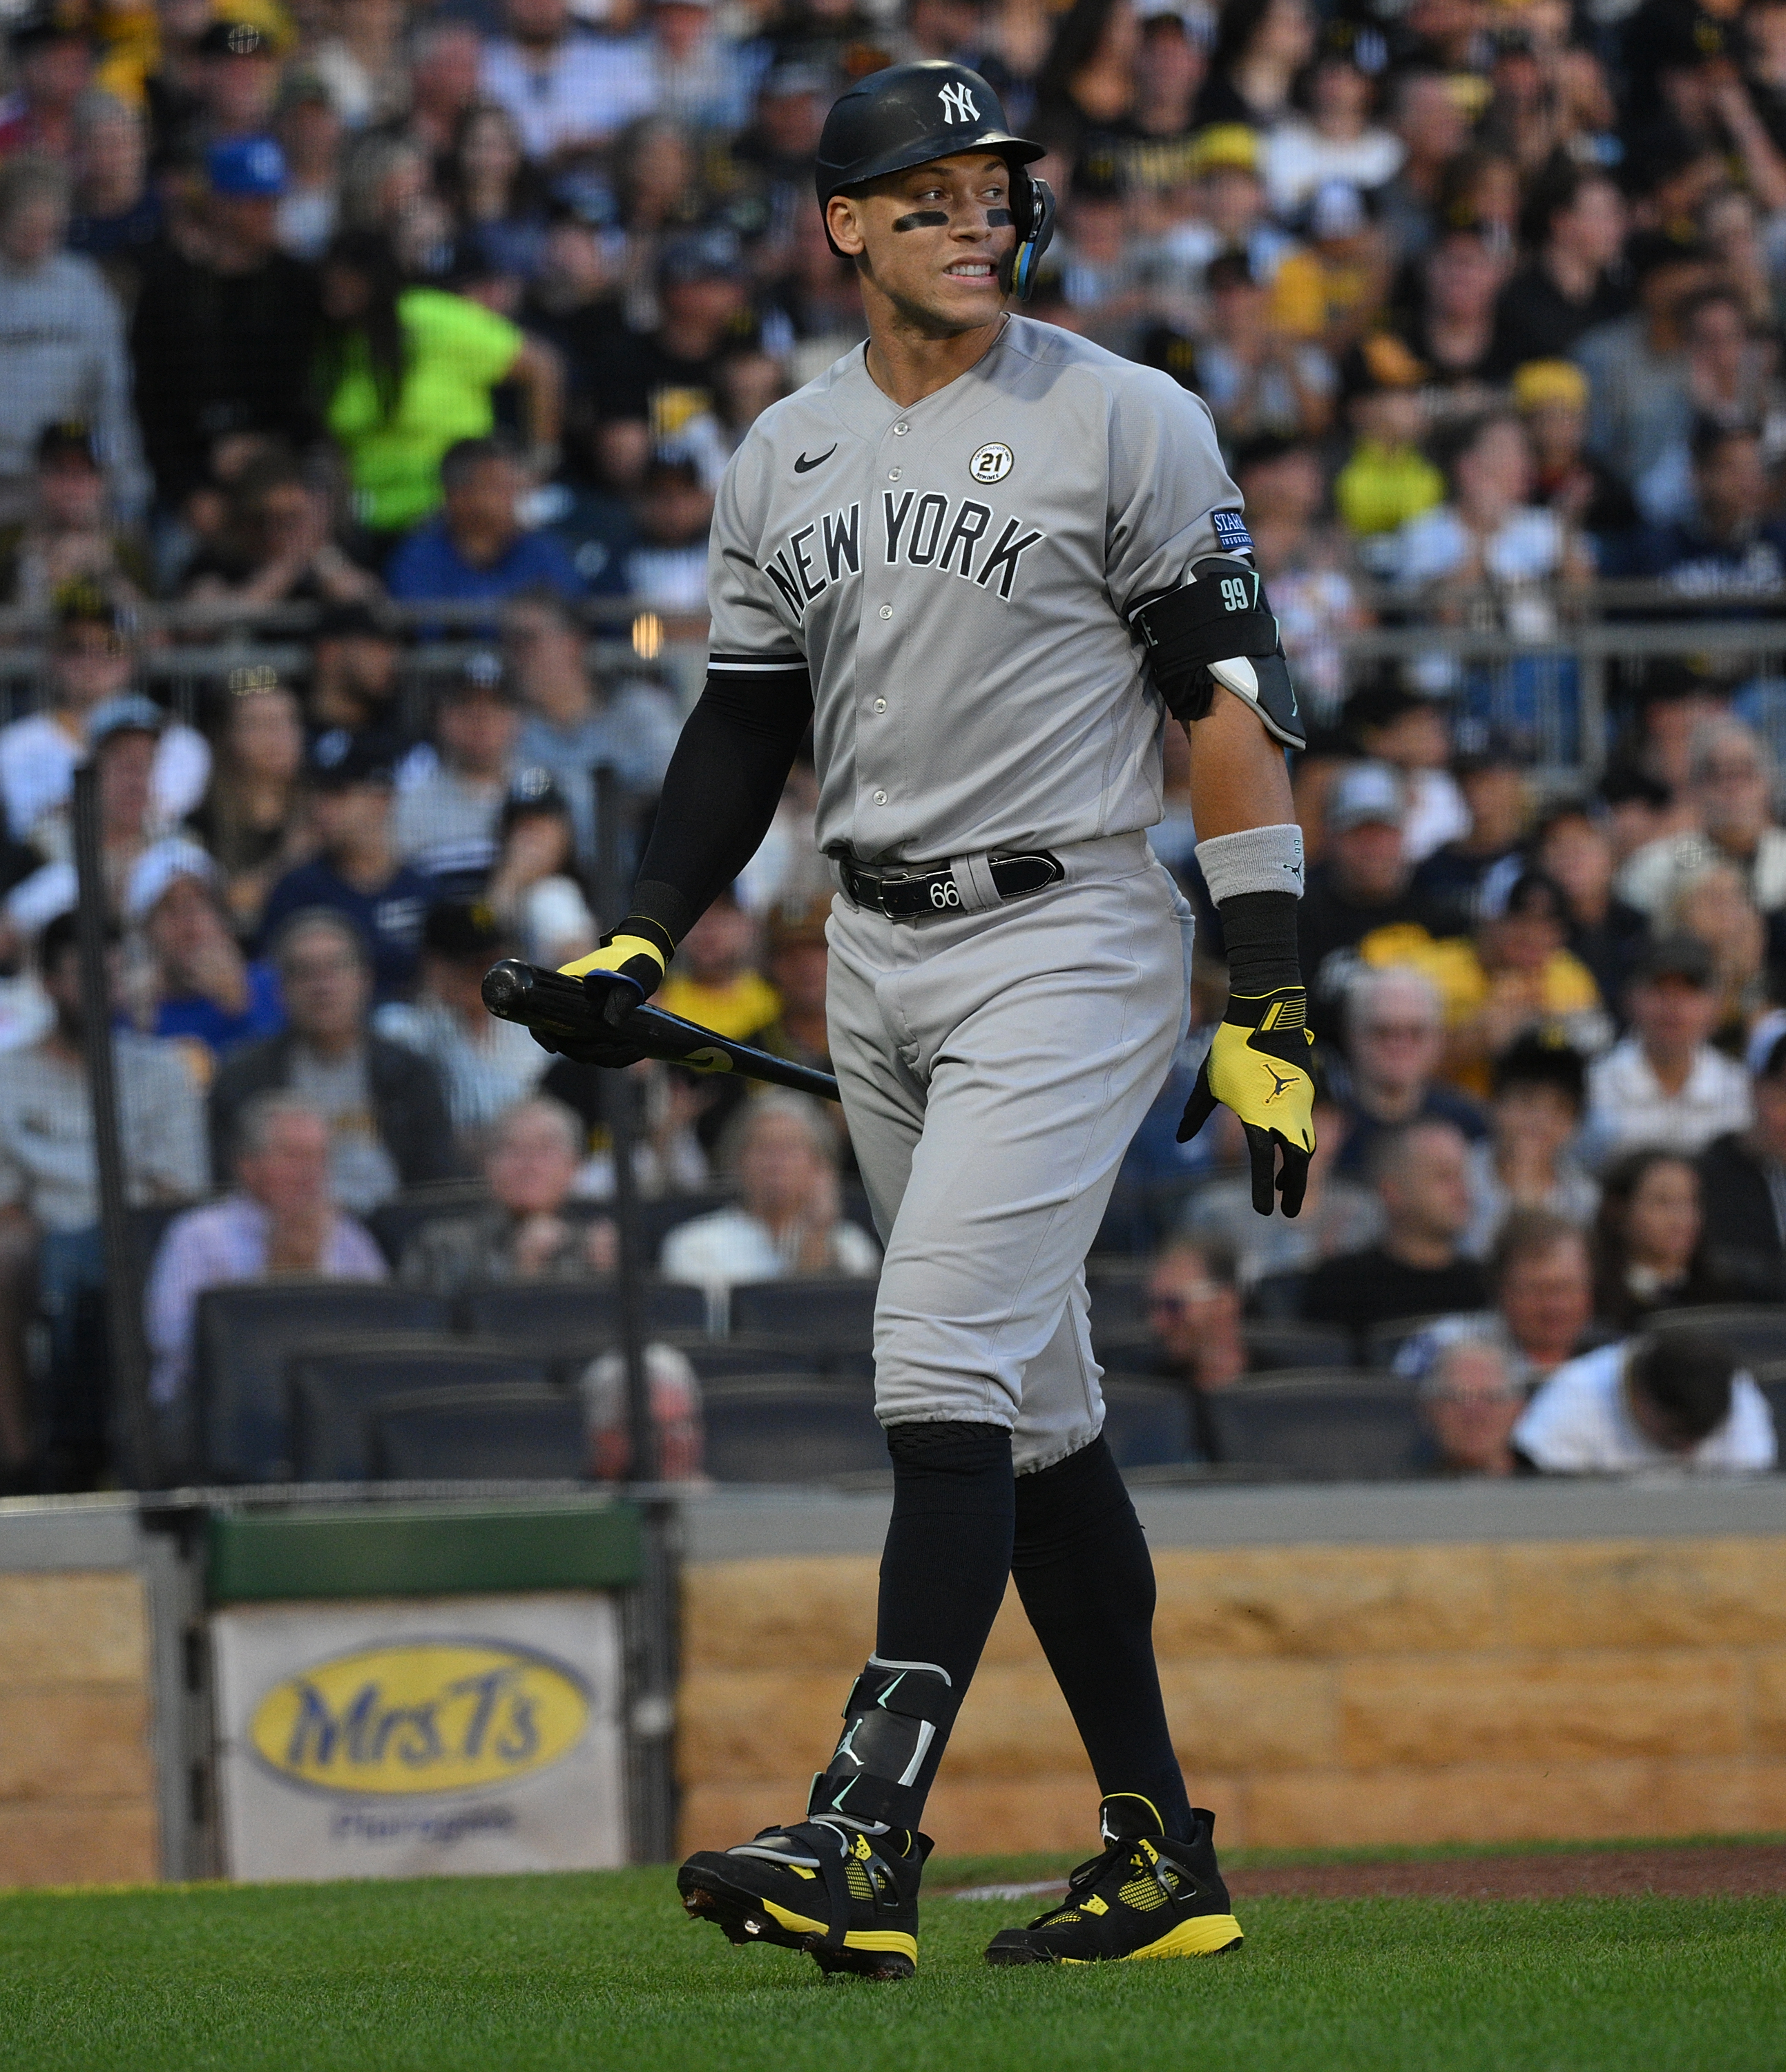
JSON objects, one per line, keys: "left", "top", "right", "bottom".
{"left": 481, "top": 958, "right": 843, "bottom": 1104}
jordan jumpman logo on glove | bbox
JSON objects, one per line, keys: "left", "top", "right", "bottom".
{"left": 1176, "top": 986, "right": 1316, "bottom": 1218}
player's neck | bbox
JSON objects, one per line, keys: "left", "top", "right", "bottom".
{"left": 863, "top": 307, "right": 1010, "bottom": 408}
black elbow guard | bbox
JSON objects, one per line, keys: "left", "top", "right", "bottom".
{"left": 1130, "top": 555, "right": 1307, "bottom": 751}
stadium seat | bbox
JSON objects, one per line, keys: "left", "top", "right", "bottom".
{"left": 454, "top": 1278, "right": 708, "bottom": 1346}
{"left": 194, "top": 1281, "right": 452, "bottom": 1482}
{"left": 363, "top": 1180, "right": 492, "bottom": 1269}
{"left": 1100, "top": 1378, "right": 1193, "bottom": 1468}
{"left": 1646, "top": 1307, "right": 1786, "bottom": 1370}
{"left": 1244, "top": 1321, "right": 1354, "bottom": 1372}
{"left": 633, "top": 1187, "right": 739, "bottom": 1261}
{"left": 676, "top": 1339, "right": 831, "bottom": 1381}
{"left": 726, "top": 1276, "right": 878, "bottom": 1351}
{"left": 1200, "top": 1370, "right": 1422, "bottom": 1480}
{"left": 369, "top": 1383, "right": 586, "bottom": 1481}
{"left": 288, "top": 1339, "right": 557, "bottom": 1481}
{"left": 1748, "top": 1365, "right": 1786, "bottom": 1453}
{"left": 1246, "top": 1269, "right": 1309, "bottom": 1323}
{"left": 700, "top": 1377, "right": 887, "bottom": 1481}
{"left": 1364, "top": 1314, "right": 1470, "bottom": 1370}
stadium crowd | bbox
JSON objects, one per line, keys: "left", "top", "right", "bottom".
{"left": 0, "top": 0, "right": 1783, "bottom": 1488}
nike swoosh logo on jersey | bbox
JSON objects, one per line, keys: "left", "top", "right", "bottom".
{"left": 794, "top": 446, "right": 837, "bottom": 474}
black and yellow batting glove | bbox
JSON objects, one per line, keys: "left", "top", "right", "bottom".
{"left": 531, "top": 922, "right": 672, "bottom": 1066}
{"left": 1176, "top": 986, "right": 1316, "bottom": 1217}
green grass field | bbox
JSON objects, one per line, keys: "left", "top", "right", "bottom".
{"left": 2, "top": 1852, "right": 1782, "bottom": 2072}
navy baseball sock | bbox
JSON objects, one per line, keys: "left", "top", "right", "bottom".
{"left": 872, "top": 1419, "right": 1016, "bottom": 1814}
{"left": 1012, "top": 1435, "right": 1195, "bottom": 1841}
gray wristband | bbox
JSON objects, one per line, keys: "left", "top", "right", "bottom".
{"left": 1195, "top": 823, "right": 1305, "bottom": 905}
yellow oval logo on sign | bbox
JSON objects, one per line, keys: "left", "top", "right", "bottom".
{"left": 249, "top": 1641, "right": 590, "bottom": 1796}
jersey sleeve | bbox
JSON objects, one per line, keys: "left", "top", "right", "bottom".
{"left": 705, "top": 439, "right": 811, "bottom": 694}
{"left": 1102, "top": 368, "right": 1250, "bottom": 619}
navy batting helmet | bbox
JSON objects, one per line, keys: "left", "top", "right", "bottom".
{"left": 814, "top": 61, "right": 1056, "bottom": 300}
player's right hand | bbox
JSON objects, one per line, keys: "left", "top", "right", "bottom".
{"left": 1175, "top": 987, "right": 1316, "bottom": 1217}
{"left": 529, "top": 930, "right": 669, "bottom": 1067}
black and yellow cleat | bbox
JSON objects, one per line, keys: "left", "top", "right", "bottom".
{"left": 677, "top": 1820, "right": 930, "bottom": 1981}
{"left": 984, "top": 1795, "right": 1242, "bottom": 1966}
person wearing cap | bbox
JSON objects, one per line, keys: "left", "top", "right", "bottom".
{"left": 1410, "top": 732, "right": 1530, "bottom": 928}
{"left": 128, "top": 839, "right": 285, "bottom": 1063}
{"left": 0, "top": 156, "right": 150, "bottom": 526}
{"left": 1571, "top": 234, "right": 1716, "bottom": 501}
{"left": 1486, "top": 164, "right": 1628, "bottom": 378}
{"left": 0, "top": 908, "right": 207, "bottom": 1487}
{"left": 1583, "top": 934, "right": 1754, "bottom": 1167}
{"left": 582, "top": 227, "right": 758, "bottom": 443}
{"left": 390, "top": 653, "right": 521, "bottom": 890}
{"left": 374, "top": 899, "right": 548, "bottom": 1148}
{"left": 258, "top": 735, "right": 435, "bottom": 1001}
{"left": 1332, "top": 332, "right": 1445, "bottom": 546}
{"left": 128, "top": 136, "right": 321, "bottom": 509}
{"left": 1343, "top": 680, "right": 1467, "bottom": 867}
{"left": 1261, "top": 36, "right": 1402, "bottom": 216}
{"left": 1187, "top": 251, "right": 1334, "bottom": 446}
{"left": 0, "top": 421, "right": 148, "bottom": 612}
{"left": 0, "top": 595, "right": 209, "bottom": 857}
{"left": 385, "top": 437, "right": 581, "bottom": 610}
{"left": 307, "top": 600, "right": 407, "bottom": 762}
{"left": 484, "top": 771, "right": 596, "bottom": 967}
{"left": 0, "top": 6, "right": 93, "bottom": 164}
{"left": 1296, "top": 760, "right": 1452, "bottom": 1039}
{"left": 1268, "top": 179, "right": 1387, "bottom": 356}
{"left": 1446, "top": 871, "right": 1609, "bottom": 1100}
{"left": 479, "top": 0, "right": 657, "bottom": 164}
{"left": 1514, "top": 358, "right": 1639, "bottom": 549}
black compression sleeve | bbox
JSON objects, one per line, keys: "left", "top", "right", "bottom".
{"left": 627, "top": 668, "right": 814, "bottom": 946}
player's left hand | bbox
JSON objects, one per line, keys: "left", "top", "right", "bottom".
{"left": 1175, "top": 986, "right": 1316, "bottom": 1217}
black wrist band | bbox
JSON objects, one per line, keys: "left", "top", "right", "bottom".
{"left": 1220, "top": 890, "right": 1301, "bottom": 997}
{"left": 615, "top": 912, "right": 676, "bottom": 960}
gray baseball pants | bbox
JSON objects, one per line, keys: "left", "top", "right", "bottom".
{"left": 825, "top": 831, "right": 1194, "bottom": 1475}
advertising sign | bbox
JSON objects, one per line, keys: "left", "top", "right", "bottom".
{"left": 211, "top": 1592, "right": 627, "bottom": 1881}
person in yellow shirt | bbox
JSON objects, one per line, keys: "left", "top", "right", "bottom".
{"left": 1440, "top": 870, "right": 1609, "bottom": 1097}
{"left": 1334, "top": 332, "right": 1446, "bottom": 550}
{"left": 1269, "top": 178, "right": 1390, "bottom": 355}
{"left": 653, "top": 888, "right": 782, "bottom": 1155}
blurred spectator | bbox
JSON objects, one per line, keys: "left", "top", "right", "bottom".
{"left": 400, "top": 1093, "right": 617, "bottom": 1293}
{"left": 1533, "top": 797, "right": 1649, "bottom": 1008}
{"left": 584, "top": 227, "right": 758, "bottom": 450}
{"left": 179, "top": 451, "right": 379, "bottom": 608}
{"left": 1303, "top": 1119, "right": 1488, "bottom": 1341}
{"left": 1261, "top": 40, "right": 1402, "bottom": 215}
{"left": 1412, "top": 1334, "right": 1524, "bottom": 1477}
{"left": 0, "top": 155, "right": 148, "bottom": 524}
{"left": 1140, "top": 1235, "right": 1251, "bottom": 1459}
{"left": 129, "top": 137, "right": 321, "bottom": 511}
{"left": 0, "top": 421, "right": 147, "bottom": 611}
{"left": 193, "top": 669, "right": 314, "bottom": 938}
{"left": 387, "top": 438, "right": 580, "bottom": 608}
{"left": 260, "top": 736, "right": 433, "bottom": 1001}
{"left": 581, "top": 1341, "right": 703, "bottom": 1481}
{"left": 1333, "top": 334, "right": 1444, "bottom": 548}
{"left": 186, "top": 17, "right": 284, "bottom": 149}
{"left": 1487, "top": 165, "right": 1627, "bottom": 374}
{"left": 405, "top": 24, "right": 486, "bottom": 157}
{"left": 211, "top": 908, "right": 456, "bottom": 1212}
{"left": 311, "top": 0, "right": 410, "bottom": 133}
{"left": 1375, "top": 68, "right": 1469, "bottom": 265}
{"left": 1183, "top": 1079, "right": 1381, "bottom": 1283}
{"left": 622, "top": 450, "right": 716, "bottom": 611}
{"left": 1229, "top": 434, "right": 1362, "bottom": 729}
{"left": 307, "top": 600, "right": 407, "bottom": 762}
{"left": 506, "top": 591, "right": 680, "bottom": 867}
{"left": 441, "top": 104, "right": 547, "bottom": 282}
{"left": 661, "top": 1093, "right": 878, "bottom": 1311}
{"left": 1589, "top": 1147, "right": 1725, "bottom": 1333}
{"left": 0, "top": 8, "right": 91, "bottom": 164}
{"left": 655, "top": 888, "right": 780, "bottom": 1152}
{"left": 1632, "top": 288, "right": 1786, "bottom": 524}
{"left": 1621, "top": 425, "right": 1786, "bottom": 604}
{"left": 0, "top": 912, "right": 206, "bottom": 1486}
{"left": 485, "top": 775, "right": 596, "bottom": 968}
{"left": 128, "top": 840, "right": 285, "bottom": 1063}
{"left": 391, "top": 655, "right": 519, "bottom": 888}
{"left": 318, "top": 236, "right": 563, "bottom": 542}
{"left": 1446, "top": 872, "right": 1606, "bottom": 1097}
{"left": 1190, "top": 250, "right": 1333, "bottom": 445}
{"left": 0, "top": 592, "right": 208, "bottom": 856}
{"left": 763, "top": 901, "right": 833, "bottom": 1078}
{"left": 1668, "top": 861, "right": 1768, "bottom": 1048}
{"left": 1463, "top": 1035, "right": 1598, "bottom": 1259}
{"left": 1269, "top": 180, "right": 1386, "bottom": 359}
{"left": 1698, "top": 1028, "right": 1786, "bottom": 1298}
{"left": 1411, "top": 736, "right": 1528, "bottom": 930}
{"left": 479, "top": 0, "right": 657, "bottom": 163}
{"left": 375, "top": 899, "right": 546, "bottom": 1150}
{"left": 1575, "top": 236, "right": 1713, "bottom": 501}
{"left": 1487, "top": 1209, "right": 1598, "bottom": 1385}
{"left": 1194, "top": 0, "right": 1314, "bottom": 132}
{"left": 145, "top": 1093, "right": 385, "bottom": 1415}
{"left": 1396, "top": 222, "right": 1503, "bottom": 411}
{"left": 1513, "top": 1326, "right": 1775, "bottom": 1474}
{"left": 273, "top": 71, "right": 343, "bottom": 261}
{"left": 1343, "top": 681, "right": 1465, "bottom": 865}
{"left": 1584, "top": 935, "right": 1753, "bottom": 1164}
{"left": 1514, "top": 360, "right": 1638, "bottom": 551}
{"left": 1034, "top": 0, "right": 1140, "bottom": 154}
{"left": 1331, "top": 964, "right": 1485, "bottom": 1181}
{"left": 1297, "top": 767, "right": 1450, "bottom": 1039}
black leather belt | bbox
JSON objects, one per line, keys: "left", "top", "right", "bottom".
{"left": 837, "top": 850, "right": 1064, "bottom": 920}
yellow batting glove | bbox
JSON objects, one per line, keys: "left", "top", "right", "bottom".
{"left": 559, "top": 930, "right": 669, "bottom": 1002}
{"left": 1176, "top": 987, "right": 1316, "bottom": 1216}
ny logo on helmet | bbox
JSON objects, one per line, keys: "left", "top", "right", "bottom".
{"left": 938, "top": 80, "right": 979, "bottom": 124}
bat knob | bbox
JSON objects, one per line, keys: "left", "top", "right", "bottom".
{"left": 481, "top": 959, "right": 531, "bottom": 1016}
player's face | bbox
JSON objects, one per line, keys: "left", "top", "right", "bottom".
{"left": 829, "top": 153, "right": 1016, "bottom": 335}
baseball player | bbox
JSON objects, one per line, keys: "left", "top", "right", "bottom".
{"left": 547, "top": 61, "right": 1315, "bottom": 1978}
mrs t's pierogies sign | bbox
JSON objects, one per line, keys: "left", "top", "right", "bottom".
{"left": 212, "top": 1594, "right": 627, "bottom": 1880}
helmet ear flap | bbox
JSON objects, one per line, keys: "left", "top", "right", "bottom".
{"left": 1009, "top": 173, "right": 1055, "bottom": 300}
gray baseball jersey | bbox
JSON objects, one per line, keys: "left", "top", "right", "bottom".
{"left": 706, "top": 314, "right": 1248, "bottom": 863}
